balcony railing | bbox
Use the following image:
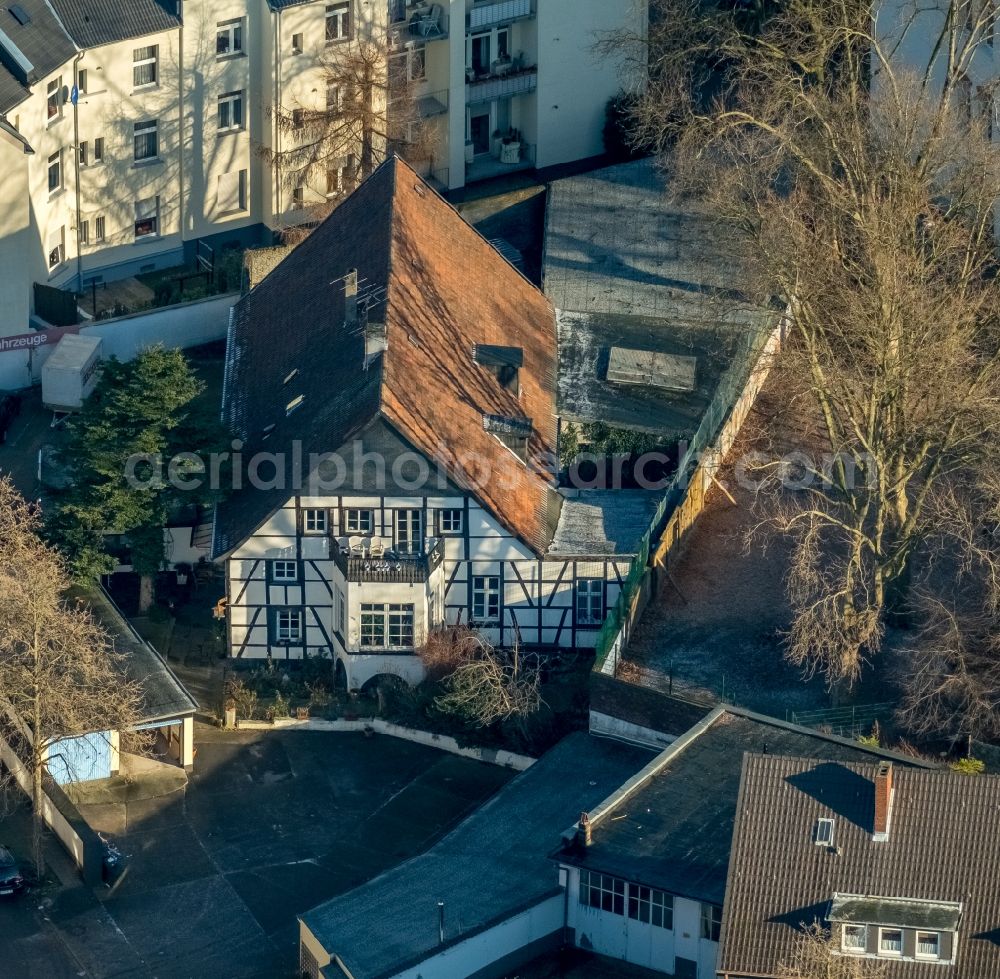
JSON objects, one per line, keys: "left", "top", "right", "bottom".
{"left": 331, "top": 537, "right": 444, "bottom": 583}
{"left": 390, "top": 4, "right": 449, "bottom": 46}
{"left": 466, "top": 66, "right": 537, "bottom": 104}
{"left": 468, "top": 0, "right": 535, "bottom": 32}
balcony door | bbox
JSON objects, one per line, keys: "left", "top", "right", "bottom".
{"left": 470, "top": 108, "right": 492, "bottom": 155}
{"left": 394, "top": 509, "right": 423, "bottom": 555}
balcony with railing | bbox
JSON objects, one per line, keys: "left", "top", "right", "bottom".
{"left": 466, "top": 64, "right": 537, "bottom": 104}
{"left": 468, "top": 0, "right": 535, "bottom": 32}
{"left": 331, "top": 537, "right": 444, "bottom": 583}
{"left": 390, "top": 2, "right": 449, "bottom": 45}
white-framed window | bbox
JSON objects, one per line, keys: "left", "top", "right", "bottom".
{"left": 77, "top": 68, "right": 88, "bottom": 94}
{"left": 79, "top": 140, "right": 88, "bottom": 166}
{"left": 271, "top": 560, "right": 297, "bottom": 582}
{"left": 394, "top": 509, "right": 422, "bottom": 555}
{"left": 217, "top": 169, "right": 248, "bottom": 213}
{"left": 273, "top": 608, "right": 302, "bottom": 643}
{"left": 575, "top": 578, "right": 604, "bottom": 626}
{"left": 303, "top": 508, "right": 328, "bottom": 534}
{"left": 292, "top": 108, "right": 305, "bottom": 129}
{"left": 133, "top": 45, "right": 158, "bottom": 88}
{"left": 360, "top": 603, "right": 414, "bottom": 648}
{"left": 700, "top": 903, "right": 722, "bottom": 942}
{"left": 579, "top": 871, "right": 625, "bottom": 915}
{"left": 344, "top": 508, "right": 374, "bottom": 534}
{"left": 628, "top": 884, "right": 673, "bottom": 930}
{"left": 216, "top": 18, "right": 245, "bottom": 57}
{"left": 326, "top": 1, "right": 351, "bottom": 43}
{"left": 916, "top": 932, "right": 940, "bottom": 960}
{"left": 134, "top": 196, "right": 160, "bottom": 239}
{"left": 814, "top": 817, "right": 835, "bottom": 846}
{"left": 409, "top": 43, "right": 426, "bottom": 81}
{"left": 46, "top": 77, "right": 61, "bottom": 120}
{"left": 80, "top": 220, "right": 89, "bottom": 245}
{"left": 218, "top": 91, "right": 244, "bottom": 131}
{"left": 472, "top": 575, "right": 500, "bottom": 623}
{"left": 292, "top": 186, "right": 305, "bottom": 209}
{"left": 439, "top": 508, "right": 463, "bottom": 534}
{"left": 335, "top": 586, "right": 346, "bottom": 635}
{"left": 95, "top": 216, "right": 106, "bottom": 242}
{"left": 47, "top": 150, "right": 62, "bottom": 193}
{"left": 878, "top": 928, "right": 903, "bottom": 956}
{"left": 842, "top": 924, "right": 867, "bottom": 954}
{"left": 291, "top": 32, "right": 304, "bottom": 54}
{"left": 134, "top": 119, "right": 158, "bottom": 161}
{"left": 326, "top": 81, "right": 340, "bottom": 112}
{"left": 94, "top": 136, "right": 105, "bottom": 163}
{"left": 47, "top": 227, "right": 65, "bottom": 269}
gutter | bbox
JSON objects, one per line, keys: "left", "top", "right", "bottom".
{"left": 71, "top": 49, "right": 83, "bottom": 291}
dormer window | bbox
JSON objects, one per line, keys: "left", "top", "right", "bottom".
{"left": 474, "top": 344, "right": 522, "bottom": 395}
{"left": 878, "top": 928, "right": 903, "bottom": 956}
{"left": 916, "top": 932, "right": 941, "bottom": 960}
{"left": 814, "top": 817, "right": 835, "bottom": 846}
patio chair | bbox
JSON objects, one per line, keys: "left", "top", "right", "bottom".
{"left": 369, "top": 537, "right": 385, "bottom": 558}
{"left": 417, "top": 3, "right": 444, "bottom": 37}
{"left": 348, "top": 535, "right": 366, "bottom": 556}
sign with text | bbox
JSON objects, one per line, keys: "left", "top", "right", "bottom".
{"left": 0, "top": 325, "right": 81, "bottom": 355}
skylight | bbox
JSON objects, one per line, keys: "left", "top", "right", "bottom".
{"left": 814, "top": 817, "right": 835, "bottom": 846}
{"left": 9, "top": 5, "right": 30, "bottom": 26}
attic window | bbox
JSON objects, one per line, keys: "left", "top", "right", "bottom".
{"left": 286, "top": 395, "right": 305, "bottom": 416}
{"left": 283, "top": 368, "right": 299, "bottom": 385}
{"left": 484, "top": 413, "right": 532, "bottom": 462}
{"left": 607, "top": 346, "right": 697, "bottom": 393}
{"left": 9, "top": 5, "right": 30, "bottom": 25}
{"left": 814, "top": 818, "right": 835, "bottom": 846}
{"left": 474, "top": 344, "right": 523, "bottom": 394}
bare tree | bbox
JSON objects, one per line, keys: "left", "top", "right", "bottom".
{"left": 612, "top": 0, "right": 1000, "bottom": 694}
{"left": 777, "top": 924, "right": 887, "bottom": 979}
{"left": 433, "top": 633, "right": 543, "bottom": 729}
{"left": 264, "top": 32, "right": 437, "bottom": 234}
{"left": 0, "top": 479, "right": 146, "bottom": 876}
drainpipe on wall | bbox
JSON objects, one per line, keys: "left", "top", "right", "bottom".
{"left": 71, "top": 50, "right": 84, "bottom": 292}
{"left": 273, "top": 9, "right": 282, "bottom": 226}
{"left": 177, "top": 3, "right": 186, "bottom": 251}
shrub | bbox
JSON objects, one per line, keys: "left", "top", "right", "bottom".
{"left": 950, "top": 756, "right": 985, "bottom": 776}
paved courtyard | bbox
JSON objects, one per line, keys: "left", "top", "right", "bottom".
{"left": 0, "top": 724, "right": 513, "bottom": 978}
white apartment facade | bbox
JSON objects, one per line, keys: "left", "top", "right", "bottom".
{"left": 389, "top": 0, "right": 646, "bottom": 190}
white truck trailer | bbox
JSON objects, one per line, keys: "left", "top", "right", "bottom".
{"left": 41, "top": 334, "right": 102, "bottom": 412}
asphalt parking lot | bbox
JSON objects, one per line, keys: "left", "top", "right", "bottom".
{"left": 0, "top": 725, "right": 513, "bottom": 978}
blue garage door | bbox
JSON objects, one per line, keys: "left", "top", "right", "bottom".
{"left": 47, "top": 731, "right": 113, "bottom": 784}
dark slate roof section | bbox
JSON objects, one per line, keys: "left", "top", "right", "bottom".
{"left": 48, "top": 0, "right": 180, "bottom": 48}
{"left": 589, "top": 673, "right": 712, "bottom": 740}
{"left": 548, "top": 489, "right": 661, "bottom": 556}
{"left": 213, "top": 156, "right": 560, "bottom": 559}
{"left": 558, "top": 709, "right": 924, "bottom": 907}
{"left": 0, "top": 0, "right": 75, "bottom": 106}
{"left": 0, "top": 63, "right": 29, "bottom": 112}
{"left": 71, "top": 585, "right": 198, "bottom": 723}
{"left": 720, "top": 755, "right": 1000, "bottom": 979}
{"left": 299, "top": 733, "right": 655, "bottom": 979}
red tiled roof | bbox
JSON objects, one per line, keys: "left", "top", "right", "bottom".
{"left": 214, "top": 157, "right": 560, "bottom": 557}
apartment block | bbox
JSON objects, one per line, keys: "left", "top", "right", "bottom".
{"left": 389, "top": 0, "right": 646, "bottom": 190}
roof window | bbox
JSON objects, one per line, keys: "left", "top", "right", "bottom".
{"left": 814, "top": 817, "right": 835, "bottom": 846}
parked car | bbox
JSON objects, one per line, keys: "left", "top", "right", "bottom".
{"left": 0, "top": 392, "right": 21, "bottom": 444}
{"left": 0, "top": 845, "right": 26, "bottom": 896}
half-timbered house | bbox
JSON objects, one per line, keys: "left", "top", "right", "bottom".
{"left": 212, "top": 156, "right": 658, "bottom": 690}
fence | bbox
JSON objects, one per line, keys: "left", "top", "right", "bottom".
{"left": 788, "top": 703, "right": 895, "bottom": 740}
{"left": 593, "top": 311, "right": 787, "bottom": 676}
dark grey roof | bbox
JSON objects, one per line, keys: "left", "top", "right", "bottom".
{"left": 48, "top": 0, "right": 180, "bottom": 48}
{"left": 299, "top": 732, "right": 654, "bottom": 979}
{"left": 0, "top": 63, "right": 29, "bottom": 113}
{"left": 560, "top": 709, "right": 923, "bottom": 907}
{"left": 547, "top": 489, "right": 661, "bottom": 556}
{"left": 589, "top": 674, "right": 712, "bottom": 740}
{"left": 72, "top": 585, "right": 198, "bottom": 723}
{"left": 720, "top": 755, "right": 1000, "bottom": 979}
{"left": 0, "top": 0, "right": 75, "bottom": 110}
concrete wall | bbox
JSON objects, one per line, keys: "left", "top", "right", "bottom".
{"left": 386, "top": 894, "right": 565, "bottom": 979}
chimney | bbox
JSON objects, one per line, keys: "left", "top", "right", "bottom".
{"left": 577, "top": 811, "right": 592, "bottom": 848}
{"left": 873, "top": 761, "right": 893, "bottom": 841}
